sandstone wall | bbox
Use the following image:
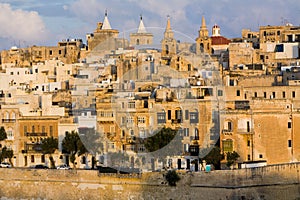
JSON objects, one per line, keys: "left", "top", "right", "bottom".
{"left": 0, "top": 163, "right": 300, "bottom": 199}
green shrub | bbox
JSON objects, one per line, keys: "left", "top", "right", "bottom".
{"left": 165, "top": 170, "right": 180, "bottom": 186}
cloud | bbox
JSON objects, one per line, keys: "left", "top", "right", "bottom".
{"left": 0, "top": 3, "right": 48, "bottom": 49}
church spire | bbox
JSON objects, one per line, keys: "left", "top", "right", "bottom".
{"left": 164, "top": 15, "right": 174, "bottom": 39}
{"left": 137, "top": 14, "right": 147, "bottom": 33}
{"left": 102, "top": 10, "right": 112, "bottom": 30}
{"left": 201, "top": 15, "right": 207, "bottom": 28}
{"left": 199, "top": 15, "right": 209, "bottom": 38}
{"left": 166, "top": 15, "right": 171, "bottom": 31}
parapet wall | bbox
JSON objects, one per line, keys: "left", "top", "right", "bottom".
{"left": 0, "top": 163, "right": 300, "bottom": 200}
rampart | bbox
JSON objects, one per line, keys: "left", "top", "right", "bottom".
{"left": 0, "top": 162, "right": 300, "bottom": 199}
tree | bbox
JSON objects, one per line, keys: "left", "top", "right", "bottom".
{"left": 226, "top": 151, "right": 240, "bottom": 168}
{"left": 144, "top": 127, "right": 180, "bottom": 168}
{"left": 62, "top": 131, "right": 88, "bottom": 169}
{"left": 41, "top": 137, "right": 58, "bottom": 169}
{"left": 144, "top": 127, "right": 176, "bottom": 152}
{"left": 1, "top": 147, "right": 14, "bottom": 167}
{"left": 0, "top": 127, "right": 7, "bottom": 141}
{"left": 201, "top": 146, "right": 224, "bottom": 170}
{"left": 165, "top": 170, "right": 180, "bottom": 186}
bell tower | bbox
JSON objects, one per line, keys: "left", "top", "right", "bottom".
{"left": 130, "top": 15, "right": 153, "bottom": 46}
{"left": 161, "top": 16, "right": 177, "bottom": 63}
{"left": 195, "top": 16, "right": 212, "bottom": 54}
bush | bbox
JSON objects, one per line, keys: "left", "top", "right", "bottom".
{"left": 165, "top": 170, "right": 180, "bottom": 186}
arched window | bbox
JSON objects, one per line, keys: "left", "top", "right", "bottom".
{"left": 136, "top": 39, "right": 140, "bottom": 45}
{"left": 5, "top": 112, "right": 9, "bottom": 120}
{"left": 11, "top": 112, "right": 16, "bottom": 120}
{"left": 200, "top": 43, "right": 204, "bottom": 53}
{"left": 165, "top": 45, "right": 169, "bottom": 54}
{"left": 194, "top": 128, "right": 199, "bottom": 140}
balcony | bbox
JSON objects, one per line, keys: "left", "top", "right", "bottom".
{"left": 126, "top": 136, "right": 136, "bottom": 144}
{"left": 171, "top": 119, "right": 182, "bottom": 124}
{"left": 2, "top": 119, "right": 16, "bottom": 123}
{"left": 189, "top": 144, "right": 199, "bottom": 156}
{"left": 190, "top": 136, "right": 199, "bottom": 141}
{"left": 24, "top": 143, "right": 43, "bottom": 153}
{"left": 25, "top": 132, "right": 47, "bottom": 137}
{"left": 222, "top": 129, "right": 233, "bottom": 135}
{"left": 237, "top": 129, "right": 254, "bottom": 134}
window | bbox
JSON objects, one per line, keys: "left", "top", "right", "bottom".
{"left": 49, "top": 50, "right": 53, "bottom": 55}
{"left": 283, "top": 91, "right": 286, "bottom": 98}
{"left": 168, "top": 110, "right": 171, "bottom": 120}
{"left": 31, "top": 155, "right": 35, "bottom": 163}
{"left": 222, "top": 139, "right": 233, "bottom": 152}
{"left": 254, "top": 92, "right": 257, "bottom": 98}
{"left": 137, "top": 116, "right": 145, "bottom": 124}
{"left": 272, "top": 92, "right": 276, "bottom": 98}
{"left": 275, "top": 44, "right": 284, "bottom": 52}
{"left": 247, "top": 154, "right": 251, "bottom": 161}
{"left": 259, "top": 154, "right": 263, "bottom": 159}
{"left": 139, "top": 129, "right": 146, "bottom": 138}
{"left": 82, "top": 156, "right": 86, "bottom": 164}
{"left": 228, "top": 121, "right": 232, "bottom": 131}
{"left": 127, "top": 116, "right": 134, "bottom": 124}
{"left": 194, "top": 128, "right": 199, "bottom": 140}
{"left": 236, "top": 90, "right": 240, "bottom": 96}
{"left": 50, "top": 126, "right": 53, "bottom": 136}
{"left": 247, "top": 121, "right": 251, "bottom": 132}
{"left": 288, "top": 140, "right": 292, "bottom": 148}
{"left": 41, "top": 155, "right": 45, "bottom": 163}
{"left": 7, "top": 130, "right": 13, "bottom": 140}
{"left": 175, "top": 110, "right": 182, "bottom": 121}
{"left": 157, "top": 112, "right": 166, "bottom": 124}
{"left": 121, "top": 116, "right": 126, "bottom": 125}
{"left": 183, "top": 143, "right": 189, "bottom": 152}
{"left": 185, "top": 110, "right": 189, "bottom": 120}
{"left": 288, "top": 122, "right": 292, "bottom": 129}
{"left": 247, "top": 140, "right": 250, "bottom": 147}
{"left": 218, "top": 90, "right": 223, "bottom": 96}
{"left": 183, "top": 128, "right": 189, "bottom": 137}
{"left": 128, "top": 102, "right": 135, "bottom": 109}
{"left": 264, "top": 92, "right": 267, "bottom": 98}
{"left": 190, "top": 112, "right": 199, "bottom": 124}
{"left": 292, "top": 91, "right": 296, "bottom": 98}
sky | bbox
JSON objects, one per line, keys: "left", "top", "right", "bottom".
{"left": 0, "top": 0, "right": 299, "bottom": 50}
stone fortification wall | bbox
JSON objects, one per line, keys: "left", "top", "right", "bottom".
{"left": 0, "top": 163, "right": 300, "bottom": 199}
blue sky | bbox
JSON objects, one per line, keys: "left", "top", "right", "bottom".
{"left": 0, "top": 0, "right": 299, "bottom": 50}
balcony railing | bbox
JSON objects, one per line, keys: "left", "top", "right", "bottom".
{"left": 2, "top": 119, "right": 16, "bottom": 123}
{"left": 237, "top": 129, "right": 254, "bottom": 134}
{"left": 222, "top": 129, "right": 233, "bottom": 135}
{"left": 25, "top": 132, "right": 47, "bottom": 137}
{"left": 171, "top": 119, "right": 182, "bottom": 124}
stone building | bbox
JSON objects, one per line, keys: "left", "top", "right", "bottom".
{"left": 130, "top": 16, "right": 153, "bottom": 46}
{"left": 196, "top": 16, "right": 212, "bottom": 55}
{"left": 86, "top": 11, "right": 128, "bottom": 53}
{"left": 0, "top": 39, "right": 83, "bottom": 67}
